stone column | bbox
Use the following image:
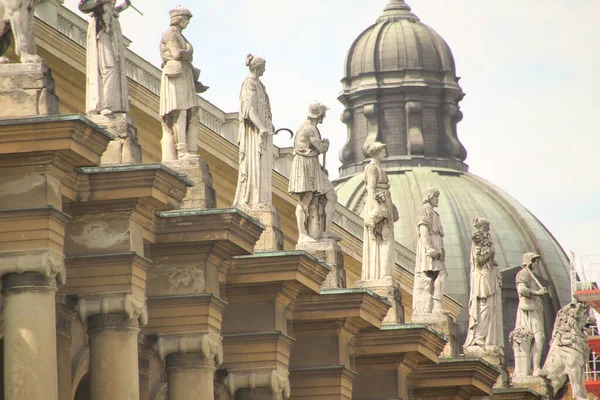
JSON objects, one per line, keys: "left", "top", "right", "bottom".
{"left": 158, "top": 334, "right": 223, "bottom": 400}
{"left": 56, "top": 295, "right": 77, "bottom": 400}
{"left": 3, "top": 272, "right": 59, "bottom": 400}
{"left": 78, "top": 295, "right": 148, "bottom": 400}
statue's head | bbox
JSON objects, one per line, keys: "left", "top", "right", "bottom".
{"left": 307, "top": 102, "right": 329, "bottom": 123}
{"left": 246, "top": 54, "right": 266, "bottom": 77}
{"left": 170, "top": 6, "right": 193, "bottom": 28}
{"left": 366, "top": 142, "right": 387, "bottom": 161}
{"left": 522, "top": 252, "right": 541, "bottom": 269}
{"left": 472, "top": 217, "right": 490, "bottom": 232}
{"left": 422, "top": 186, "right": 440, "bottom": 206}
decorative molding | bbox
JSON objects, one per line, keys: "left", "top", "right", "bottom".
{"left": 157, "top": 333, "right": 223, "bottom": 368}
{"left": 225, "top": 369, "right": 291, "bottom": 399}
{"left": 0, "top": 249, "right": 66, "bottom": 286}
{"left": 77, "top": 294, "right": 148, "bottom": 327}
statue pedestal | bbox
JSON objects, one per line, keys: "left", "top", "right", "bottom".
{"left": 411, "top": 312, "right": 457, "bottom": 357}
{"left": 239, "top": 203, "right": 283, "bottom": 252}
{"left": 0, "top": 62, "right": 59, "bottom": 117}
{"left": 296, "top": 240, "right": 346, "bottom": 289}
{"left": 89, "top": 114, "right": 142, "bottom": 166}
{"left": 510, "top": 375, "right": 549, "bottom": 397}
{"left": 463, "top": 345, "right": 509, "bottom": 387}
{"left": 163, "top": 155, "right": 216, "bottom": 209}
{"left": 356, "top": 276, "right": 403, "bottom": 324}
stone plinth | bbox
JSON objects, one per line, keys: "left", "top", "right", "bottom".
{"left": 0, "top": 62, "right": 59, "bottom": 117}
{"left": 463, "top": 345, "right": 509, "bottom": 388}
{"left": 163, "top": 155, "right": 216, "bottom": 209}
{"left": 296, "top": 240, "right": 346, "bottom": 289}
{"left": 491, "top": 387, "right": 546, "bottom": 400}
{"left": 411, "top": 358, "right": 500, "bottom": 400}
{"left": 411, "top": 312, "right": 458, "bottom": 357}
{"left": 238, "top": 203, "right": 283, "bottom": 251}
{"left": 353, "top": 325, "right": 446, "bottom": 400}
{"left": 88, "top": 114, "right": 142, "bottom": 165}
{"left": 510, "top": 375, "right": 549, "bottom": 396}
{"left": 356, "top": 276, "right": 403, "bottom": 325}
{"left": 290, "top": 289, "right": 390, "bottom": 399}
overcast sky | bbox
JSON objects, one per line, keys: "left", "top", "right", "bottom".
{"left": 64, "top": 0, "right": 600, "bottom": 269}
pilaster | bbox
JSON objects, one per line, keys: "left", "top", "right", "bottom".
{"left": 411, "top": 358, "right": 500, "bottom": 400}
{"left": 221, "top": 252, "right": 329, "bottom": 399}
{"left": 289, "top": 288, "right": 390, "bottom": 399}
{"left": 353, "top": 324, "right": 447, "bottom": 400}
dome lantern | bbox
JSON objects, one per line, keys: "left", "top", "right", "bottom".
{"left": 338, "top": 0, "right": 466, "bottom": 176}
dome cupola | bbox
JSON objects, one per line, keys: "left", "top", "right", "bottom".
{"left": 338, "top": 0, "right": 466, "bottom": 176}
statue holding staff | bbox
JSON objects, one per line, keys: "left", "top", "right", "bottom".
{"left": 79, "top": 0, "right": 132, "bottom": 115}
{"left": 289, "top": 102, "right": 340, "bottom": 243}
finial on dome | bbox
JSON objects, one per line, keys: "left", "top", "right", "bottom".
{"left": 378, "top": 0, "right": 418, "bottom": 23}
{"left": 384, "top": 0, "right": 411, "bottom": 12}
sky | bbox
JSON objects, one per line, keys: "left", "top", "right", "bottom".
{"left": 64, "top": 0, "right": 600, "bottom": 268}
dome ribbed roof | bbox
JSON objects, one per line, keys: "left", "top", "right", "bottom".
{"left": 345, "top": 0, "right": 456, "bottom": 77}
{"left": 335, "top": 167, "right": 571, "bottom": 354}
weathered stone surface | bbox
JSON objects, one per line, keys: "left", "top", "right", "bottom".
{"left": 289, "top": 102, "right": 340, "bottom": 244}
{"left": 233, "top": 54, "right": 273, "bottom": 208}
{"left": 509, "top": 252, "right": 547, "bottom": 381}
{"left": 356, "top": 276, "right": 403, "bottom": 325}
{"left": 411, "top": 312, "right": 458, "bottom": 357}
{"left": 413, "top": 186, "right": 447, "bottom": 317}
{"left": 79, "top": 0, "right": 130, "bottom": 114}
{"left": 163, "top": 155, "right": 216, "bottom": 209}
{"left": 0, "top": 62, "right": 59, "bottom": 117}
{"left": 540, "top": 302, "right": 592, "bottom": 400}
{"left": 88, "top": 114, "right": 142, "bottom": 165}
{"left": 362, "top": 142, "right": 398, "bottom": 282}
{"left": 239, "top": 203, "right": 283, "bottom": 252}
{"left": 160, "top": 6, "right": 208, "bottom": 163}
{"left": 296, "top": 240, "right": 346, "bottom": 289}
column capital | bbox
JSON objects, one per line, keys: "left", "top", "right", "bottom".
{"left": 158, "top": 333, "right": 223, "bottom": 368}
{"left": 2, "top": 271, "right": 59, "bottom": 293}
{"left": 0, "top": 248, "right": 66, "bottom": 286}
{"left": 77, "top": 294, "right": 148, "bottom": 329}
{"left": 225, "top": 369, "right": 290, "bottom": 399}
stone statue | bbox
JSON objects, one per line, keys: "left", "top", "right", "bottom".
{"left": 79, "top": 0, "right": 131, "bottom": 115}
{"left": 540, "top": 302, "right": 593, "bottom": 400}
{"left": 0, "top": 0, "right": 42, "bottom": 63}
{"left": 463, "top": 217, "right": 504, "bottom": 355}
{"left": 159, "top": 6, "right": 209, "bottom": 162}
{"left": 233, "top": 54, "right": 273, "bottom": 209}
{"left": 289, "top": 102, "right": 340, "bottom": 243}
{"left": 509, "top": 252, "right": 548, "bottom": 379}
{"left": 412, "top": 186, "right": 446, "bottom": 316}
{"left": 362, "top": 142, "right": 399, "bottom": 281}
